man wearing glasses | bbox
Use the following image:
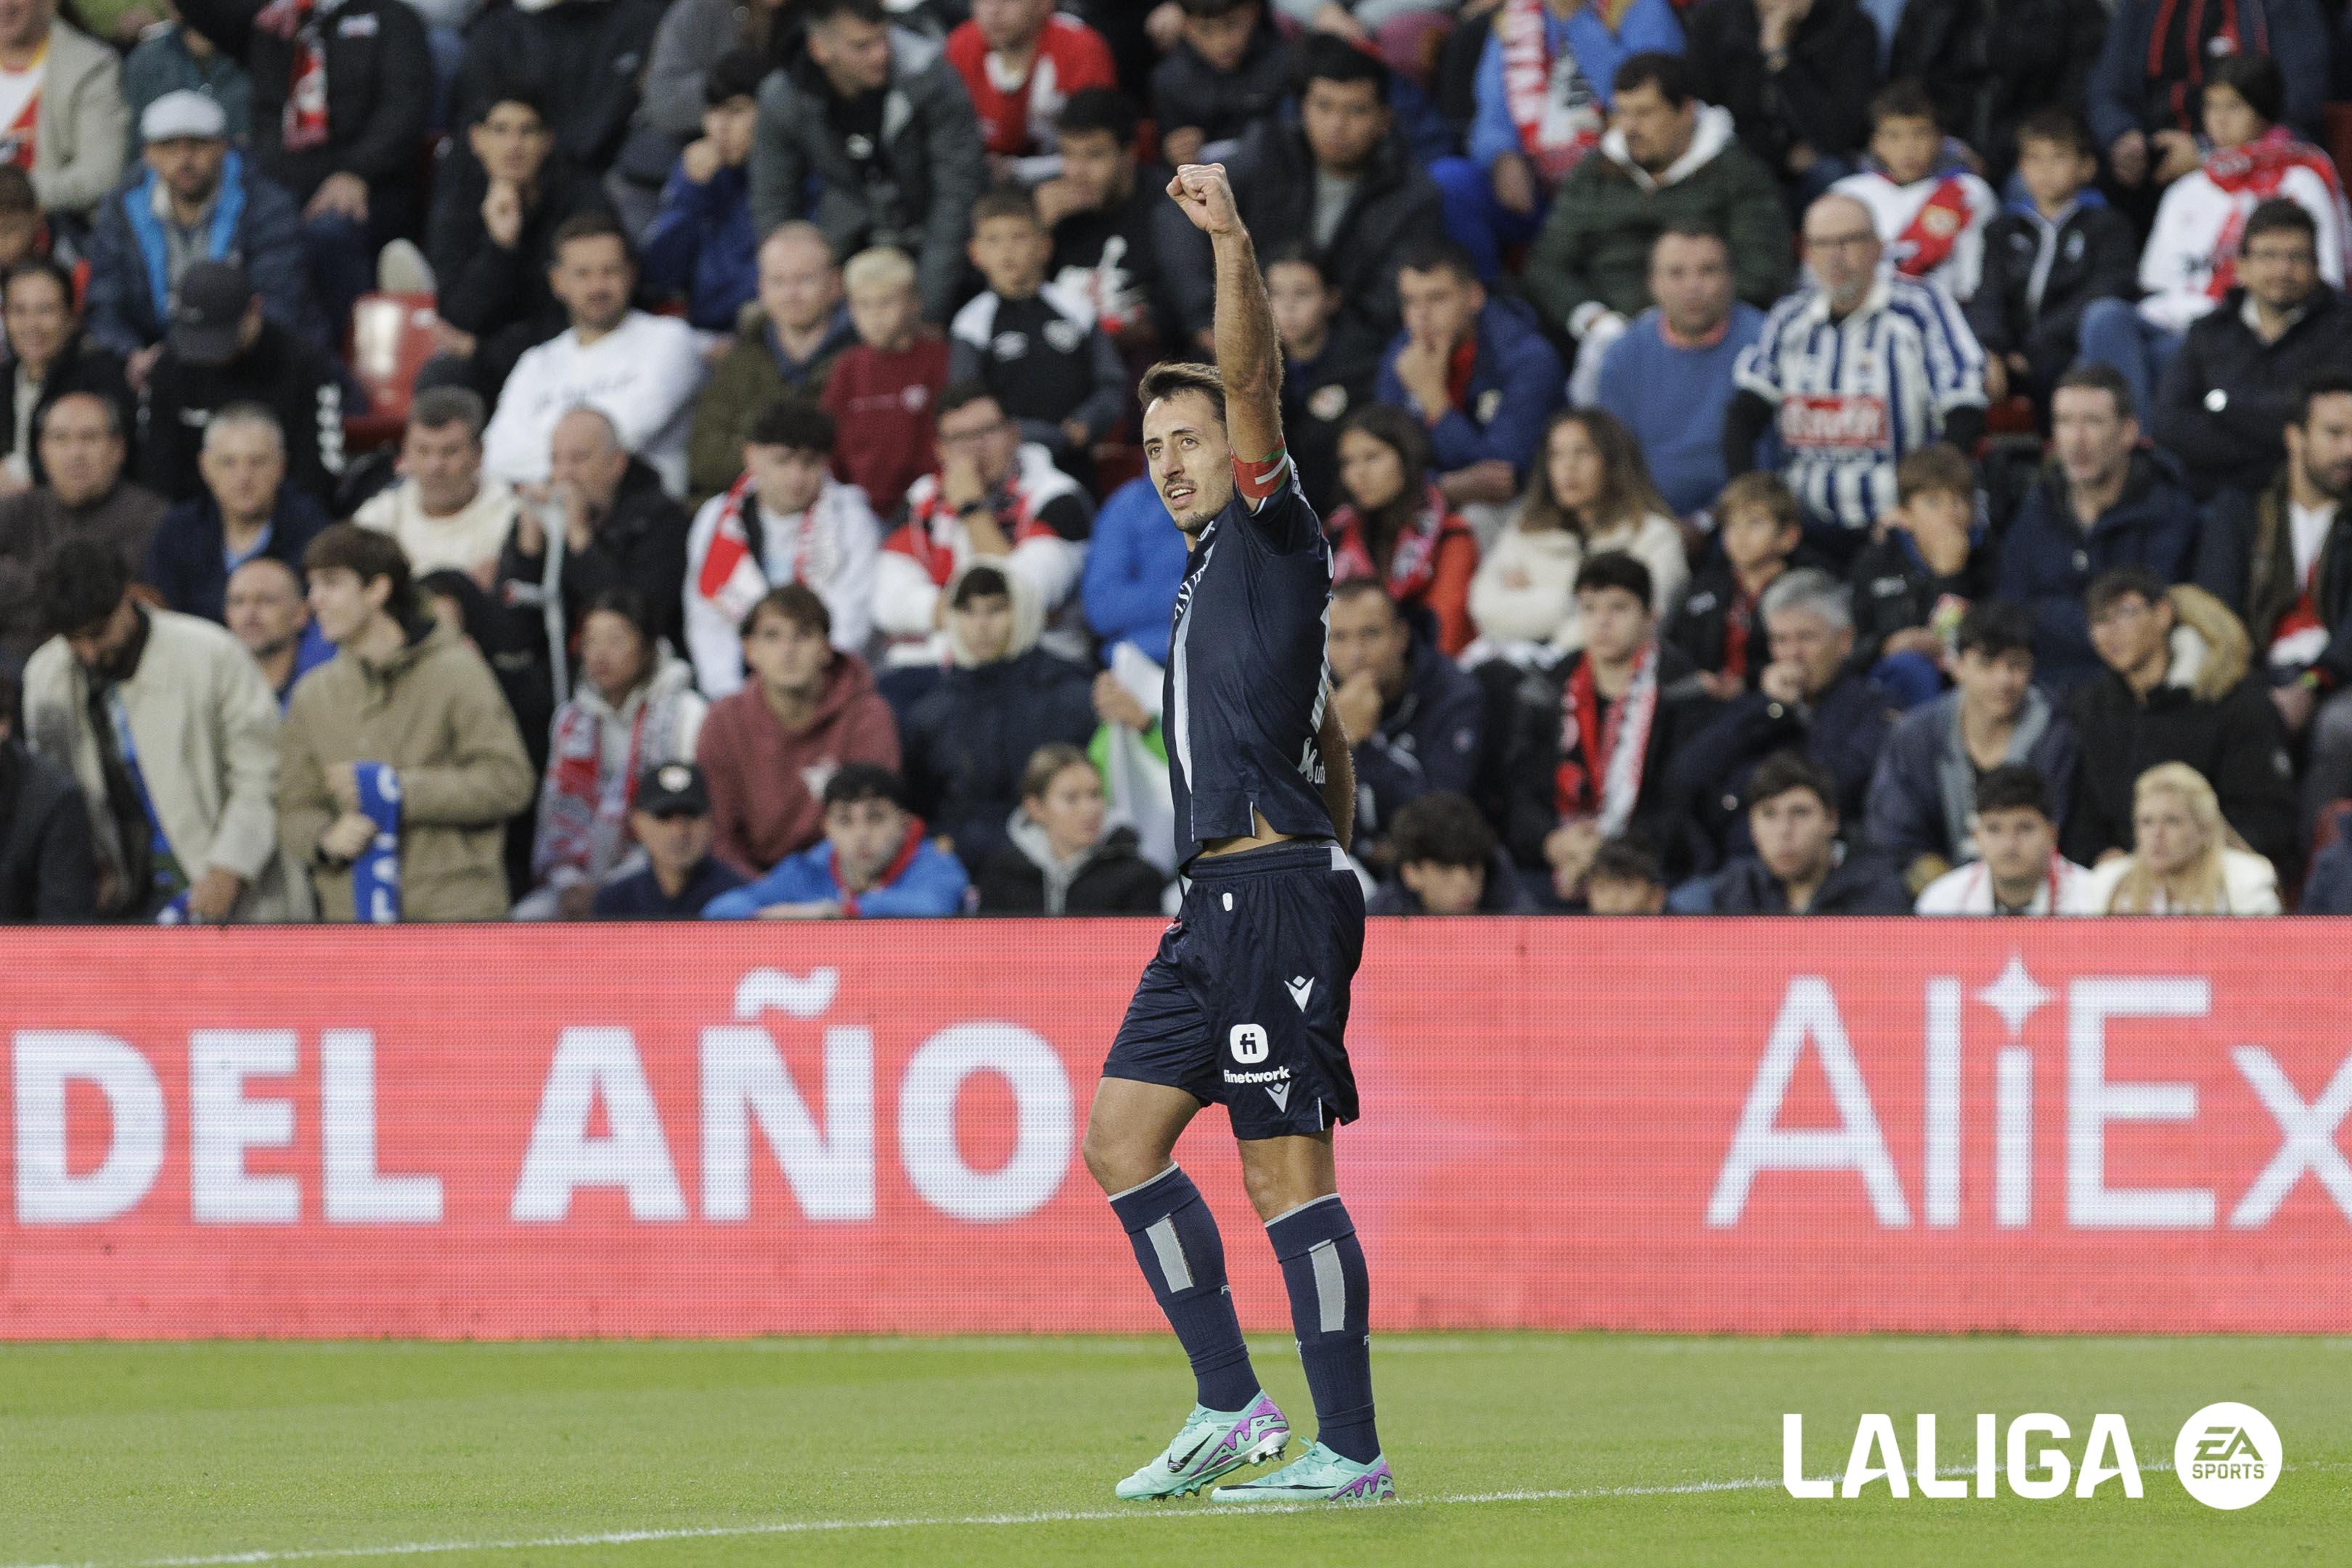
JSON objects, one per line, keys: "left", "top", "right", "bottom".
{"left": 1722, "top": 191, "right": 1986, "bottom": 563}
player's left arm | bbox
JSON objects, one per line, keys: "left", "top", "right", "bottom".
{"left": 1167, "top": 163, "right": 1285, "bottom": 483}
{"left": 1318, "top": 687, "right": 1355, "bottom": 849}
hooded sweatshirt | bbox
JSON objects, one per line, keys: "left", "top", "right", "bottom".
{"left": 695, "top": 650, "right": 902, "bottom": 876}
{"left": 974, "top": 816, "right": 1166, "bottom": 915}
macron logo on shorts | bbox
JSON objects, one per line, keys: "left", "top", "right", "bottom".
{"left": 1286, "top": 976, "right": 1314, "bottom": 1012}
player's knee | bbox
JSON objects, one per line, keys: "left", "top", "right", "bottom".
{"left": 1080, "top": 1114, "right": 1150, "bottom": 1194}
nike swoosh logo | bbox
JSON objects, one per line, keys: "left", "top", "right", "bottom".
{"left": 1168, "top": 1434, "right": 1212, "bottom": 1471}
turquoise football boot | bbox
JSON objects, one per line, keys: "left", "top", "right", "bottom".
{"left": 1209, "top": 1441, "right": 1397, "bottom": 1503}
{"left": 1114, "top": 1391, "right": 1290, "bottom": 1500}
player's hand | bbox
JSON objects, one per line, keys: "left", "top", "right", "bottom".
{"left": 1166, "top": 163, "right": 1243, "bottom": 238}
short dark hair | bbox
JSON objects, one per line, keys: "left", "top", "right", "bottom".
{"left": 1575, "top": 550, "right": 1654, "bottom": 607}
{"left": 971, "top": 183, "right": 1043, "bottom": 230}
{"left": 583, "top": 586, "right": 653, "bottom": 644}
{"left": 550, "top": 208, "right": 632, "bottom": 267}
{"left": 1588, "top": 836, "right": 1664, "bottom": 889}
{"left": 409, "top": 384, "right": 486, "bottom": 442}
{"left": 1057, "top": 87, "right": 1137, "bottom": 147}
{"left": 2208, "top": 52, "right": 2286, "bottom": 128}
{"left": 471, "top": 81, "right": 547, "bottom": 125}
{"left": 1975, "top": 762, "right": 2053, "bottom": 819}
{"left": 2242, "top": 197, "right": 2317, "bottom": 256}
{"left": 3, "top": 256, "right": 73, "bottom": 311}
{"left": 705, "top": 46, "right": 769, "bottom": 107}
{"left": 823, "top": 762, "right": 907, "bottom": 810}
{"left": 1746, "top": 750, "right": 1837, "bottom": 813}
{"left": 807, "top": 0, "right": 886, "bottom": 25}
{"left": 748, "top": 395, "right": 836, "bottom": 454}
{"left": 1895, "top": 442, "right": 1975, "bottom": 505}
{"left": 1613, "top": 50, "right": 1693, "bottom": 106}
{"left": 2084, "top": 565, "right": 2170, "bottom": 621}
{"left": 2052, "top": 361, "right": 2134, "bottom": 420}
{"left": 38, "top": 388, "right": 121, "bottom": 441}
{"left": 1869, "top": 78, "right": 1940, "bottom": 131}
{"left": 1176, "top": 0, "right": 1252, "bottom": 17}
{"left": 2292, "top": 369, "right": 2352, "bottom": 428}
{"left": 951, "top": 564, "right": 1010, "bottom": 607}
{"left": 1388, "top": 791, "right": 1495, "bottom": 872}
{"left": 41, "top": 537, "right": 131, "bottom": 636}
{"left": 1297, "top": 33, "right": 1387, "bottom": 103}
{"left": 936, "top": 379, "right": 1004, "bottom": 426}
{"left": 303, "top": 523, "right": 418, "bottom": 624}
{"left": 2013, "top": 106, "right": 2094, "bottom": 160}
{"left": 1954, "top": 599, "right": 2035, "bottom": 660}
{"left": 1654, "top": 219, "right": 1726, "bottom": 254}
{"left": 1262, "top": 241, "right": 1329, "bottom": 284}
{"left": 1393, "top": 236, "right": 1480, "bottom": 286}
{"left": 1331, "top": 576, "right": 1400, "bottom": 615}
{"left": 743, "top": 581, "right": 830, "bottom": 640}
{"left": 1138, "top": 361, "right": 1228, "bottom": 429}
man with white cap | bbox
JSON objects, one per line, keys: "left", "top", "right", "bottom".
{"left": 82, "top": 87, "right": 314, "bottom": 390}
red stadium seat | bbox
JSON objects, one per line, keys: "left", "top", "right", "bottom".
{"left": 343, "top": 291, "right": 438, "bottom": 451}
{"left": 1984, "top": 396, "right": 2038, "bottom": 436}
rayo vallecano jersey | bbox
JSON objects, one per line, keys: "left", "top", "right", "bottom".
{"left": 1734, "top": 271, "right": 1985, "bottom": 531}
{"left": 1165, "top": 455, "right": 1337, "bottom": 869}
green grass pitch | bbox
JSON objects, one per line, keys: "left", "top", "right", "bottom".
{"left": 0, "top": 1335, "right": 2345, "bottom": 1567}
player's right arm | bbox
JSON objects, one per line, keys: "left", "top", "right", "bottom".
{"left": 1166, "top": 163, "right": 1284, "bottom": 478}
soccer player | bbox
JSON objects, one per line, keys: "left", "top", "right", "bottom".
{"left": 1079, "top": 162, "right": 1395, "bottom": 1506}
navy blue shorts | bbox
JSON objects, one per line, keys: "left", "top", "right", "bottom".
{"left": 1103, "top": 840, "right": 1365, "bottom": 1140}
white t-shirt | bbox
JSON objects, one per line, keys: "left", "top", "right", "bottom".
{"left": 481, "top": 312, "right": 709, "bottom": 497}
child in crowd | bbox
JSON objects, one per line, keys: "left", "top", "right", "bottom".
{"left": 1832, "top": 81, "right": 1998, "bottom": 303}
{"left": 1040, "top": 89, "right": 1169, "bottom": 354}
{"left": 1149, "top": 0, "right": 1291, "bottom": 169}
{"left": 822, "top": 246, "right": 952, "bottom": 515}
{"left": 640, "top": 49, "right": 765, "bottom": 335}
{"left": 1666, "top": 472, "right": 1807, "bottom": 700}
{"left": 950, "top": 185, "right": 1127, "bottom": 470}
{"left": 1845, "top": 443, "right": 1993, "bottom": 705}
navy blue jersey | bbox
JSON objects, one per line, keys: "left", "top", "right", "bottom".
{"left": 1164, "top": 462, "right": 1337, "bottom": 867}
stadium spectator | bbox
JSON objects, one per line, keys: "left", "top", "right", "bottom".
{"left": 144, "top": 402, "right": 329, "bottom": 626}
{"left": 83, "top": 92, "right": 311, "bottom": 377}
{"left": 1469, "top": 408, "right": 1685, "bottom": 663}
{"left": 1433, "top": 0, "right": 1684, "bottom": 279}
{"left": 176, "top": 0, "right": 428, "bottom": 331}
{"left": 639, "top": 48, "right": 765, "bottom": 336}
{"left": 2149, "top": 198, "right": 2352, "bottom": 503}
{"left": 134, "top": 259, "right": 343, "bottom": 507}
{"left": 0, "top": 391, "right": 162, "bottom": 663}
{"left": 688, "top": 224, "right": 854, "bottom": 504}
{"left": 496, "top": 405, "right": 694, "bottom": 674}
{"left": 0, "top": 0, "right": 126, "bottom": 224}
{"left": 703, "top": 761, "right": 969, "bottom": 918}
{"left": 119, "top": 14, "right": 251, "bottom": 162}
{"left": 1081, "top": 474, "right": 1185, "bottom": 667}
{"left": 1683, "top": 0, "right": 1879, "bottom": 200}
{"left": 1829, "top": 81, "right": 1998, "bottom": 303}
{"left": 1593, "top": 224, "right": 1767, "bottom": 518}
{"left": 516, "top": 588, "right": 706, "bottom": 920}
{"left": 223, "top": 554, "right": 327, "bottom": 709}
{"left": 589, "top": 759, "right": 747, "bottom": 918}
{"left": 1664, "top": 470, "right": 1804, "bottom": 698}
{"left": 946, "top": 0, "right": 1116, "bottom": 170}
{"left": 2086, "top": 0, "right": 2328, "bottom": 195}
{"left": 1726, "top": 192, "right": 1985, "bottom": 544}
{"left": 2300, "top": 802, "right": 2352, "bottom": 912}
{"left": 1495, "top": 552, "right": 1716, "bottom": 899}
{"left": 278, "top": 523, "right": 535, "bottom": 922}
{"left": 2200, "top": 372, "right": 2352, "bottom": 837}
{"left": 1365, "top": 789, "right": 1536, "bottom": 914}
{"left": 1378, "top": 238, "right": 1564, "bottom": 529}
{"left": 634, "top": 0, "right": 807, "bottom": 182}
{"left": 1845, "top": 442, "right": 1993, "bottom": 699}
{"left": 683, "top": 397, "right": 880, "bottom": 698}
{"left": 1967, "top": 108, "right": 2136, "bottom": 409}
{"left": 425, "top": 87, "right": 612, "bottom": 404}
{"left": 1159, "top": 34, "right": 1441, "bottom": 352}
{"left": 1582, "top": 833, "right": 1667, "bottom": 912}
{"left": 2083, "top": 57, "right": 2348, "bottom": 420}
{"left": 1914, "top": 761, "right": 2090, "bottom": 915}
{"left": 901, "top": 563, "right": 1095, "bottom": 874}
{"left": 747, "top": 0, "right": 987, "bottom": 323}
{"left": 821, "top": 244, "right": 949, "bottom": 515}
{"left": 1326, "top": 578, "right": 1482, "bottom": 869}
{"left": 1040, "top": 88, "right": 1169, "bottom": 348}
{"left": 2064, "top": 568, "right": 2299, "bottom": 870}
{"left": 1150, "top": 0, "right": 1291, "bottom": 172}
{"left": 1704, "top": 748, "right": 1911, "bottom": 912}
{"left": 25, "top": 536, "right": 294, "bottom": 920}
{"left": 1268, "top": 244, "right": 1380, "bottom": 518}
{"left": 1668, "top": 566, "right": 1898, "bottom": 865}
{"left": 1996, "top": 365, "right": 2198, "bottom": 693}
{"left": 0, "top": 164, "right": 37, "bottom": 269}
{"left": 2064, "top": 759, "right": 2282, "bottom": 913}
{"left": 873, "top": 383, "right": 1091, "bottom": 669}
{"left": 697, "top": 582, "right": 898, "bottom": 875}
{"left": 973, "top": 740, "right": 1166, "bottom": 915}
{"left": 0, "top": 664, "right": 94, "bottom": 920}
{"left": 482, "top": 212, "right": 707, "bottom": 498}
{"left": 453, "top": 0, "right": 666, "bottom": 178}
{"left": 0, "top": 257, "right": 128, "bottom": 490}
{"left": 1525, "top": 52, "right": 1788, "bottom": 405}
{"left": 1863, "top": 600, "right": 2079, "bottom": 894}
{"left": 1326, "top": 406, "right": 1479, "bottom": 658}
{"left": 351, "top": 389, "right": 517, "bottom": 584}
{"left": 1883, "top": 0, "right": 2107, "bottom": 189}
{"left": 950, "top": 184, "right": 1126, "bottom": 471}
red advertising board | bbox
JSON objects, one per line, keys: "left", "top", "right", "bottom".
{"left": 1, "top": 920, "right": 2346, "bottom": 1338}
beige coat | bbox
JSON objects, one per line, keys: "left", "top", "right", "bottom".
{"left": 30, "top": 21, "right": 128, "bottom": 219}
{"left": 277, "top": 618, "right": 536, "bottom": 921}
{"left": 23, "top": 608, "right": 301, "bottom": 919}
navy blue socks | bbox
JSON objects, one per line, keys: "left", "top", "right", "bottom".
{"left": 1109, "top": 1165, "right": 1261, "bottom": 1413}
{"left": 1267, "top": 1195, "right": 1379, "bottom": 1463}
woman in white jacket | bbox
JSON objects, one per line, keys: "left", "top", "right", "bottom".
{"left": 2065, "top": 761, "right": 2280, "bottom": 915}
{"left": 1465, "top": 407, "right": 1687, "bottom": 666}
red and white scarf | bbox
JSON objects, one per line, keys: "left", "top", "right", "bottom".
{"left": 256, "top": 0, "right": 332, "bottom": 152}
{"left": 1328, "top": 484, "right": 1464, "bottom": 607}
{"left": 1553, "top": 642, "right": 1659, "bottom": 838}
{"left": 1892, "top": 176, "right": 1976, "bottom": 279}
{"left": 890, "top": 446, "right": 1079, "bottom": 585}
{"left": 535, "top": 675, "right": 693, "bottom": 886}
{"left": 2203, "top": 127, "right": 2352, "bottom": 297}
{"left": 692, "top": 473, "right": 842, "bottom": 629}
{"left": 1499, "top": 0, "right": 1602, "bottom": 184}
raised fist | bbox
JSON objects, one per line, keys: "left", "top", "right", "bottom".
{"left": 1165, "top": 163, "right": 1242, "bottom": 237}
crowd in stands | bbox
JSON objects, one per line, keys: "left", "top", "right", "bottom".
{"left": 8, "top": 0, "right": 2352, "bottom": 923}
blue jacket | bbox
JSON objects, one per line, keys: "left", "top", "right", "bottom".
{"left": 143, "top": 486, "right": 331, "bottom": 626}
{"left": 1081, "top": 477, "right": 1188, "bottom": 666}
{"left": 2086, "top": 0, "right": 2328, "bottom": 146}
{"left": 1468, "top": 0, "right": 1686, "bottom": 170}
{"left": 703, "top": 828, "right": 970, "bottom": 919}
{"left": 1377, "top": 295, "right": 1564, "bottom": 483}
{"left": 1994, "top": 453, "right": 2200, "bottom": 694}
{"left": 641, "top": 162, "right": 757, "bottom": 333}
{"left": 1861, "top": 687, "right": 2079, "bottom": 869}
{"left": 83, "top": 152, "right": 317, "bottom": 358}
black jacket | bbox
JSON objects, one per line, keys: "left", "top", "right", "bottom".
{"left": 1685, "top": 0, "right": 1880, "bottom": 176}
{"left": 1845, "top": 529, "right": 1996, "bottom": 666}
{"left": 1282, "top": 323, "right": 1384, "bottom": 518}
{"left": 455, "top": 0, "right": 667, "bottom": 176}
{"left": 1965, "top": 203, "right": 2139, "bottom": 386}
{"left": 1667, "top": 669, "right": 1900, "bottom": 869}
{"left": 1993, "top": 452, "right": 2202, "bottom": 693}
{"left": 0, "top": 338, "right": 133, "bottom": 488}
{"left": 494, "top": 457, "right": 691, "bottom": 656}
{"left": 0, "top": 738, "right": 95, "bottom": 923}
{"left": 902, "top": 647, "right": 1099, "bottom": 876}
{"left": 1161, "top": 116, "right": 1443, "bottom": 346}
{"left": 1352, "top": 637, "right": 1484, "bottom": 862}
{"left": 1707, "top": 847, "right": 1914, "bottom": 913}
{"left": 973, "top": 824, "right": 1168, "bottom": 915}
{"left": 426, "top": 152, "right": 612, "bottom": 403}
{"left": 1148, "top": 16, "right": 1291, "bottom": 153}
{"left": 2199, "top": 479, "right": 2352, "bottom": 690}
{"left": 181, "top": 0, "right": 430, "bottom": 224}
{"left": 136, "top": 322, "right": 346, "bottom": 507}
{"left": 1887, "top": 0, "right": 2109, "bottom": 183}
{"left": 2153, "top": 286, "right": 2352, "bottom": 499}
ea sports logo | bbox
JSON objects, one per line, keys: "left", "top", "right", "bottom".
{"left": 2174, "top": 1402, "right": 2281, "bottom": 1509}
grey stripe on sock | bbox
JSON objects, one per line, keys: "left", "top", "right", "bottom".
{"left": 1308, "top": 1238, "right": 1345, "bottom": 1333}
{"left": 1145, "top": 1216, "right": 1193, "bottom": 1293}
